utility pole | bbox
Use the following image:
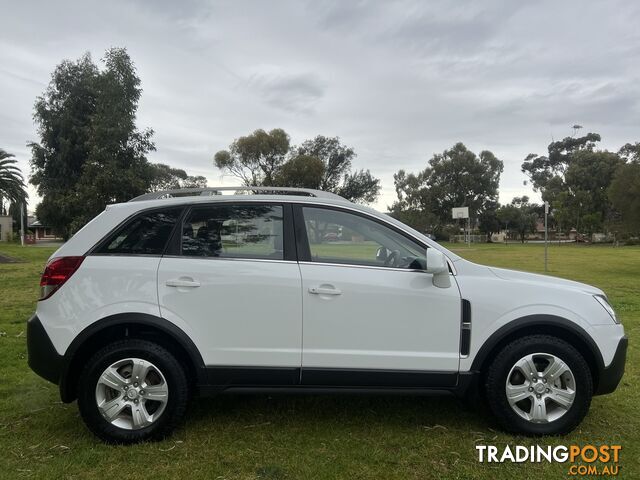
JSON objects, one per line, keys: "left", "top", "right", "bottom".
{"left": 544, "top": 201, "right": 549, "bottom": 272}
{"left": 20, "top": 202, "right": 25, "bottom": 247}
{"left": 505, "top": 221, "right": 509, "bottom": 245}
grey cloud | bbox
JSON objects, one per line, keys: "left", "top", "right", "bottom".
{"left": 378, "top": 4, "right": 510, "bottom": 56}
{"left": 246, "top": 69, "right": 326, "bottom": 113}
{"left": 1, "top": 0, "right": 639, "bottom": 210}
{"left": 312, "top": 0, "right": 372, "bottom": 31}
{"left": 311, "top": 0, "right": 525, "bottom": 56}
{"left": 0, "top": 68, "right": 47, "bottom": 88}
{"left": 130, "top": 0, "right": 212, "bottom": 19}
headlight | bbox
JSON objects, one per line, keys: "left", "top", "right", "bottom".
{"left": 594, "top": 295, "right": 619, "bottom": 324}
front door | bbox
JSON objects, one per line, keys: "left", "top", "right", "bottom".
{"left": 158, "top": 202, "right": 302, "bottom": 386}
{"left": 296, "top": 205, "right": 461, "bottom": 387}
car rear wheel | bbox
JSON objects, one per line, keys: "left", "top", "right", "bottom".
{"left": 77, "top": 339, "right": 189, "bottom": 444}
{"left": 485, "top": 334, "right": 593, "bottom": 435}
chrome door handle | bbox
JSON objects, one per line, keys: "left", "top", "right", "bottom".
{"left": 166, "top": 278, "right": 201, "bottom": 288}
{"left": 308, "top": 286, "right": 342, "bottom": 296}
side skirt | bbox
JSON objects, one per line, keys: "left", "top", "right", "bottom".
{"left": 205, "top": 366, "right": 300, "bottom": 386}
{"left": 200, "top": 386, "right": 456, "bottom": 396}
{"left": 199, "top": 366, "right": 464, "bottom": 396}
{"left": 302, "top": 368, "right": 457, "bottom": 388}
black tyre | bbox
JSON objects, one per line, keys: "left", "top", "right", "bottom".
{"left": 485, "top": 334, "right": 593, "bottom": 435}
{"left": 77, "top": 339, "right": 189, "bottom": 444}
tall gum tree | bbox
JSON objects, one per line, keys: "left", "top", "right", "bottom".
{"left": 29, "top": 48, "right": 155, "bottom": 238}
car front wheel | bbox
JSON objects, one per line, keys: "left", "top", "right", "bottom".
{"left": 485, "top": 334, "right": 593, "bottom": 435}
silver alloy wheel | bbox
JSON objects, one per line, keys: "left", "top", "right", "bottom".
{"left": 505, "top": 352, "right": 576, "bottom": 423}
{"left": 95, "top": 358, "right": 169, "bottom": 430}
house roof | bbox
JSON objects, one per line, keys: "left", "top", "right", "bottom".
{"left": 28, "top": 217, "right": 47, "bottom": 227}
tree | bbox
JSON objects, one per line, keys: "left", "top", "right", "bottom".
{"left": 497, "top": 196, "right": 539, "bottom": 243}
{"left": 147, "top": 163, "right": 208, "bottom": 191}
{"left": 478, "top": 200, "right": 501, "bottom": 241}
{"left": 214, "top": 129, "right": 290, "bottom": 186}
{"left": 274, "top": 155, "right": 325, "bottom": 189}
{"left": 29, "top": 53, "right": 97, "bottom": 238}
{"left": 388, "top": 168, "right": 438, "bottom": 233}
{"left": 0, "top": 149, "right": 27, "bottom": 215}
{"left": 522, "top": 132, "right": 601, "bottom": 202}
{"left": 336, "top": 169, "right": 381, "bottom": 204}
{"left": 391, "top": 143, "right": 503, "bottom": 231}
{"left": 148, "top": 163, "right": 188, "bottom": 191}
{"left": 214, "top": 132, "right": 381, "bottom": 203}
{"left": 72, "top": 48, "right": 156, "bottom": 231}
{"left": 387, "top": 203, "right": 438, "bottom": 235}
{"left": 521, "top": 132, "right": 623, "bottom": 234}
{"left": 619, "top": 142, "right": 640, "bottom": 162}
{"left": 608, "top": 160, "right": 640, "bottom": 236}
{"left": 182, "top": 175, "right": 208, "bottom": 189}
{"left": 292, "top": 135, "right": 380, "bottom": 203}
{"left": 296, "top": 135, "right": 355, "bottom": 191}
{"left": 30, "top": 48, "right": 156, "bottom": 238}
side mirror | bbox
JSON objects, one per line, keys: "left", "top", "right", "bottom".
{"left": 425, "top": 249, "right": 451, "bottom": 288}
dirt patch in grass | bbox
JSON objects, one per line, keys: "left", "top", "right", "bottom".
{"left": 0, "top": 253, "right": 22, "bottom": 263}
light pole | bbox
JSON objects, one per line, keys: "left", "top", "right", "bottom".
{"left": 505, "top": 221, "right": 509, "bottom": 245}
{"left": 20, "top": 201, "right": 25, "bottom": 247}
{"left": 544, "top": 201, "right": 549, "bottom": 272}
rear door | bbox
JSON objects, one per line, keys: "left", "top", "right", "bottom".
{"left": 295, "top": 205, "right": 461, "bottom": 387}
{"left": 157, "top": 202, "right": 303, "bottom": 386}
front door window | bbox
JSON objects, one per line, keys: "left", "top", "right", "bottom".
{"left": 302, "top": 206, "right": 426, "bottom": 269}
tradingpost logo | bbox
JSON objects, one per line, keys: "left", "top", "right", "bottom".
{"left": 476, "top": 444, "right": 621, "bottom": 476}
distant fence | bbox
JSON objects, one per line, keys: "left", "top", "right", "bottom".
{"left": 449, "top": 234, "right": 488, "bottom": 243}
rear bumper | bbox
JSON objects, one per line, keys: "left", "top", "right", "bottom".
{"left": 595, "top": 335, "right": 627, "bottom": 395}
{"left": 27, "top": 314, "right": 63, "bottom": 385}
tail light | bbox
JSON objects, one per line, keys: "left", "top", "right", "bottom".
{"left": 39, "top": 256, "right": 85, "bottom": 300}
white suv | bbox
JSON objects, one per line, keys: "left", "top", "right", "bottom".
{"left": 27, "top": 187, "right": 627, "bottom": 443}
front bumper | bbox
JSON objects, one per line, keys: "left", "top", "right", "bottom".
{"left": 595, "top": 335, "right": 628, "bottom": 395}
{"left": 27, "top": 314, "right": 63, "bottom": 385}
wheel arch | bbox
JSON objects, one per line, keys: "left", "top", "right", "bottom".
{"left": 470, "top": 314, "right": 605, "bottom": 391}
{"left": 59, "top": 313, "right": 206, "bottom": 403}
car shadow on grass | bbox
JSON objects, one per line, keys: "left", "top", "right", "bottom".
{"left": 30, "top": 392, "right": 497, "bottom": 446}
{"left": 185, "top": 393, "right": 494, "bottom": 433}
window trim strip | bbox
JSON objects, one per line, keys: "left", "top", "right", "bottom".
{"left": 298, "top": 260, "right": 453, "bottom": 275}
{"left": 161, "top": 255, "right": 297, "bottom": 265}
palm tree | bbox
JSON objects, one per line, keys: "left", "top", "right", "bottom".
{"left": 0, "top": 149, "right": 27, "bottom": 215}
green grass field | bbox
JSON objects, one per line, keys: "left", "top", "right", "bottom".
{"left": 0, "top": 242, "right": 637, "bottom": 479}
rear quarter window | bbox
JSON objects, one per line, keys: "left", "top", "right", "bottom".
{"left": 95, "top": 208, "right": 182, "bottom": 255}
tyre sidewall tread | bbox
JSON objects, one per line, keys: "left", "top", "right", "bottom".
{"left": 485, "top": 334, "right": 593, "bottom": 436}
{"left": 77, "top": 339, "right": 189, "bottom": 444}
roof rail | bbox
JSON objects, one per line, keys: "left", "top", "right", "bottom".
{"left": 129, "top": 186, "right": 346, "bottom": 202}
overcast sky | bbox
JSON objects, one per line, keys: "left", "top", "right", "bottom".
{"left": 2, "top": 0, "right": 639, "bottom": 211}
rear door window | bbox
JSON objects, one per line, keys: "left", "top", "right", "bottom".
{"left": 181, "top": 204, "right": 284, "bottom": 259}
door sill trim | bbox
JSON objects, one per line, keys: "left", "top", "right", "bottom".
{"left": 201, "top": 366, "right": 459, "bottom": 390}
